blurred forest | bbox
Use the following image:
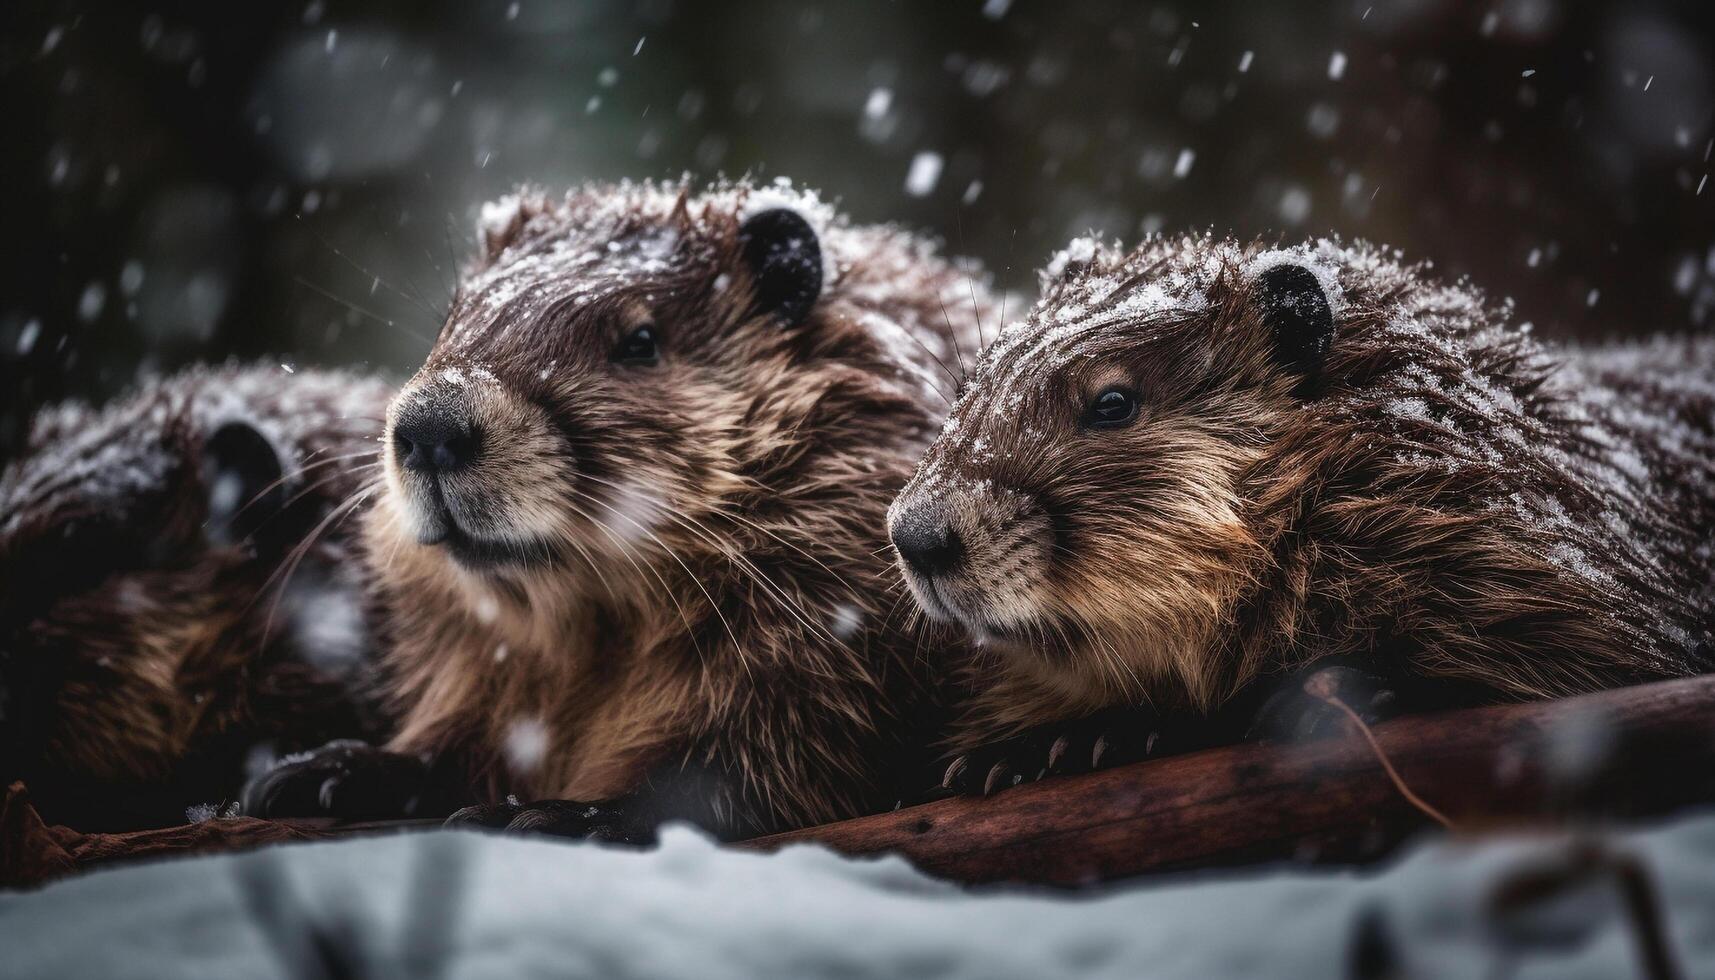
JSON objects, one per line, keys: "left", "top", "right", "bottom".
{"left": 2, "top": 0, "right": 1712, "bottom": 460}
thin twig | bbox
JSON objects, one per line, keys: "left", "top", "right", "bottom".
{"left": 1305, "top": 676, "right": 1457, "bottom": 831}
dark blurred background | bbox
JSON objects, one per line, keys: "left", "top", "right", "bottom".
{"left": 3, "top": 0, "right": 1713, "bottom": 460}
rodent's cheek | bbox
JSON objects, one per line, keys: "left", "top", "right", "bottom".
{"left": 381, "top": 465, "right": 441, "bottom": 542}
{"left": 1035, "top": 487, "right": 1253, "bottom": 682}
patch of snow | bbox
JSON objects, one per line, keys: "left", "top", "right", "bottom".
{"left": 6, "top": 818, "right": 1715, "bottom": 979}
{"left": 862, "top": 87, "right": 892, "bottom": 119}
{"left": 16, "top": 319, "right": 40, "bottom": 356}
{"left": 478, "top": 194, "right": 525, "bottom": 254}
{"left": 1172, "top": 148, "right": 1195, "bottom": 179}
{"left": 904, "top": 152, "right": 943, "bottom": 197}
{"left": 829, "top": 603, "right": 863, "bottom": 640}
{"left": 1246, "top": 245, "right": 1348, "bottom": 316}
{"left": 502, "top": 717, "right": 550, "bottom": 774}
{"left": 77, "top": 282, "right": 107, "bottom": 323}
{"left": 286, "top": 581, "right": 368, "bottom": 672}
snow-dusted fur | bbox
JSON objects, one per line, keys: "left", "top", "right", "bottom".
{"left": 368, "top": 179, "right": 993, "bottom": 834}
{"left": 891, "top": 235, "right": 1714, "bottom": 747}
{"left": 0, "top": 365, "right": 390, "bottom": 828}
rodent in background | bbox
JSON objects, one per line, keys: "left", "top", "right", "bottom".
{"left": 0, "top": 366, "right": 391, "bottom": 829}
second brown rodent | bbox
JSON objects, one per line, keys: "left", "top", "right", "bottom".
{"left": 888, "top": 235, "right": 1714, "bottom": 792}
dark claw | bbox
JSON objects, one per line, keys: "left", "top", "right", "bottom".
{"left": 942, "top": 755, "right": 969, "bottom": 791}
{"left": 445, "top": 798, "right": 653, "bottom": 845}
{"left": 506, "top": 807, "right": 573, "bottom": 833}
{"left": 1046, "top": 735, "right": 1070, "bottom": 771}
{"left": 445, "top": 801, "right": 521, "bottom": 828}
{"left": 934, "top": 705, "right": 1166, "bottom": 799}
{"left": 242, "top": 739, "right": 428, "bottom": 820}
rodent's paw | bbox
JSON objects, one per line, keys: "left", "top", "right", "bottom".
{"left": 241, "top": 740, "right": 428, "bottom": 820}
{"left": 444, "top": 801, "right": 520, "bottom": 828}
{"left": 1248, "top": 664, "right": 1399, "bottom": 743}
{"left": 942, "top": 707, "right": 1166, "bottom": 797}
{"left": 445, "top": 799, "right": 653, "bottom": 845}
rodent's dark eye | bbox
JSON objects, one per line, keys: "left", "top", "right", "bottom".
{"left": 1084, "top": 387, "right": 1139, "bottom": 429}
{"left": 610, "top": 325, "right": 660, "bottom": 366}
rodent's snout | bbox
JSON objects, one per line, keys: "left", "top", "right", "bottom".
{"left": 889, "top": 501, "right": 966, "bottom": 578}
{"left": 380, "top": 368, "right": 569, "bottom": 566}
{"left": 888, "top": 478, "right": 1055, "bottom": 640}
{"left": 392, "top": 397, "right": 480, "bottom": 476}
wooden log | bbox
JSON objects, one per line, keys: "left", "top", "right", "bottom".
{"left": 7, "top": 675, "right": 1714, "bottom": 888}
{"left": 745, "top": 674, "right": 1715, "bottom": 885}
{"left": 0, "top": 782, "right": 437, "bottom": 887}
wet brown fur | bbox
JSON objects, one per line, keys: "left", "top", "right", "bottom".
{"left": 2, "top": 182, "right": 993, "bottom": 834}
{"left": 0, "top": 366, "right": 391, "bottom": 828}
{"left": 891, "top": 236, "right": 1715, "bottom": 750}
{"left": 369, "top": 181, "right": 992, "bottom": 833}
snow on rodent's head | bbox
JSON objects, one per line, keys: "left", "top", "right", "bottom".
{"left": 466, "top": 177, "right": 842, "bottom": 305}
{"left": 440, "top": 176, "right": 991, "bottom": 412}
{"left": 733, "top": 176, "right": 841, "bottom": 289}
{"left": 896, "top": 235, "right": 1520, "bottom": 518}
{"left": 1243, "top": 245, "right": 1346, "bottom": 318}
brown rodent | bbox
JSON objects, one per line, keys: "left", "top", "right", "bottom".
{"left": 0, "top": 364, "right": 391, "bottom": 829}
{"left": 246, "top": 179, "right": 995, "bottom": 839}
{"left": 887, "top": 235, "right": 1714, "bottom": 792}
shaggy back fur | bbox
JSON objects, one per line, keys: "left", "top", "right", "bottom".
{"left": 0, "top": 366, "right": 390, "bottom": 827}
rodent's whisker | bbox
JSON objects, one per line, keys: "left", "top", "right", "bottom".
{"left": 953, "top": 209, "right": 984, "bottom": 357}
{"left": 574, "top": 470, "right": 856, "bottom": 648}
{"left": 934, "top": 295, "right": 969, "bottom": 386}
{"left": 255, "top": 484, "right": 376, "bottom": 646}
{"left": 892, "top": 315, "right": 962, "bottom": 404}
{"left": 246, "top": 462, "right": 384, "bottom": 540}
{"left": 996, "top": 225, "right": 1018, "bottom": 339}
{"left": 229, "top": 451, "right": 380, "bottom": 522}
{"left": 582, "top": 470, "right": 845, "bottom": 593}
{"left": 571, "top": 485, "right": 743, "bottom": 676}
{"left": 299, "top": 214, "right": 445, "bottom": 323}
{"left": 291, "top": 276, "right": 434, "bottom": 345}
{"left": 559, "top": 491, "right": 703, "bottom": 664}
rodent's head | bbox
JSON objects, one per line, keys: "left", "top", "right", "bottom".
{"left": 376, "top": 181, "right": 845, "bottom": 601}
{"left": 889, "top": 237, "right": 1345, "bottom": 706}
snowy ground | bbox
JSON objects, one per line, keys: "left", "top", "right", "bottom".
{"left": 3, "top": 812, "right": 1713, "bottom": 979}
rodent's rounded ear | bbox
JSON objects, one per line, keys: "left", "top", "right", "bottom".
{"left": 739, "top": 208, "right": 823, "bottom": 328}
{"left": 201, "top": 420, "right": 286, "bottom": 546}
{"left": 1255, "top": 262, "right": 1334, "bottom": 377}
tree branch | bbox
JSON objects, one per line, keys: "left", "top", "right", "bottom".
{"left": 747, "top": 675, "right": 1715, "bottom": 884}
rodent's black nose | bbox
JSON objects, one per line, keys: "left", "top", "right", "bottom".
{"left": 393, "top": 406, "right": 479, "bottom": 474}
{"left": 891, "top": 510, "right": 965, "bottom": 577}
